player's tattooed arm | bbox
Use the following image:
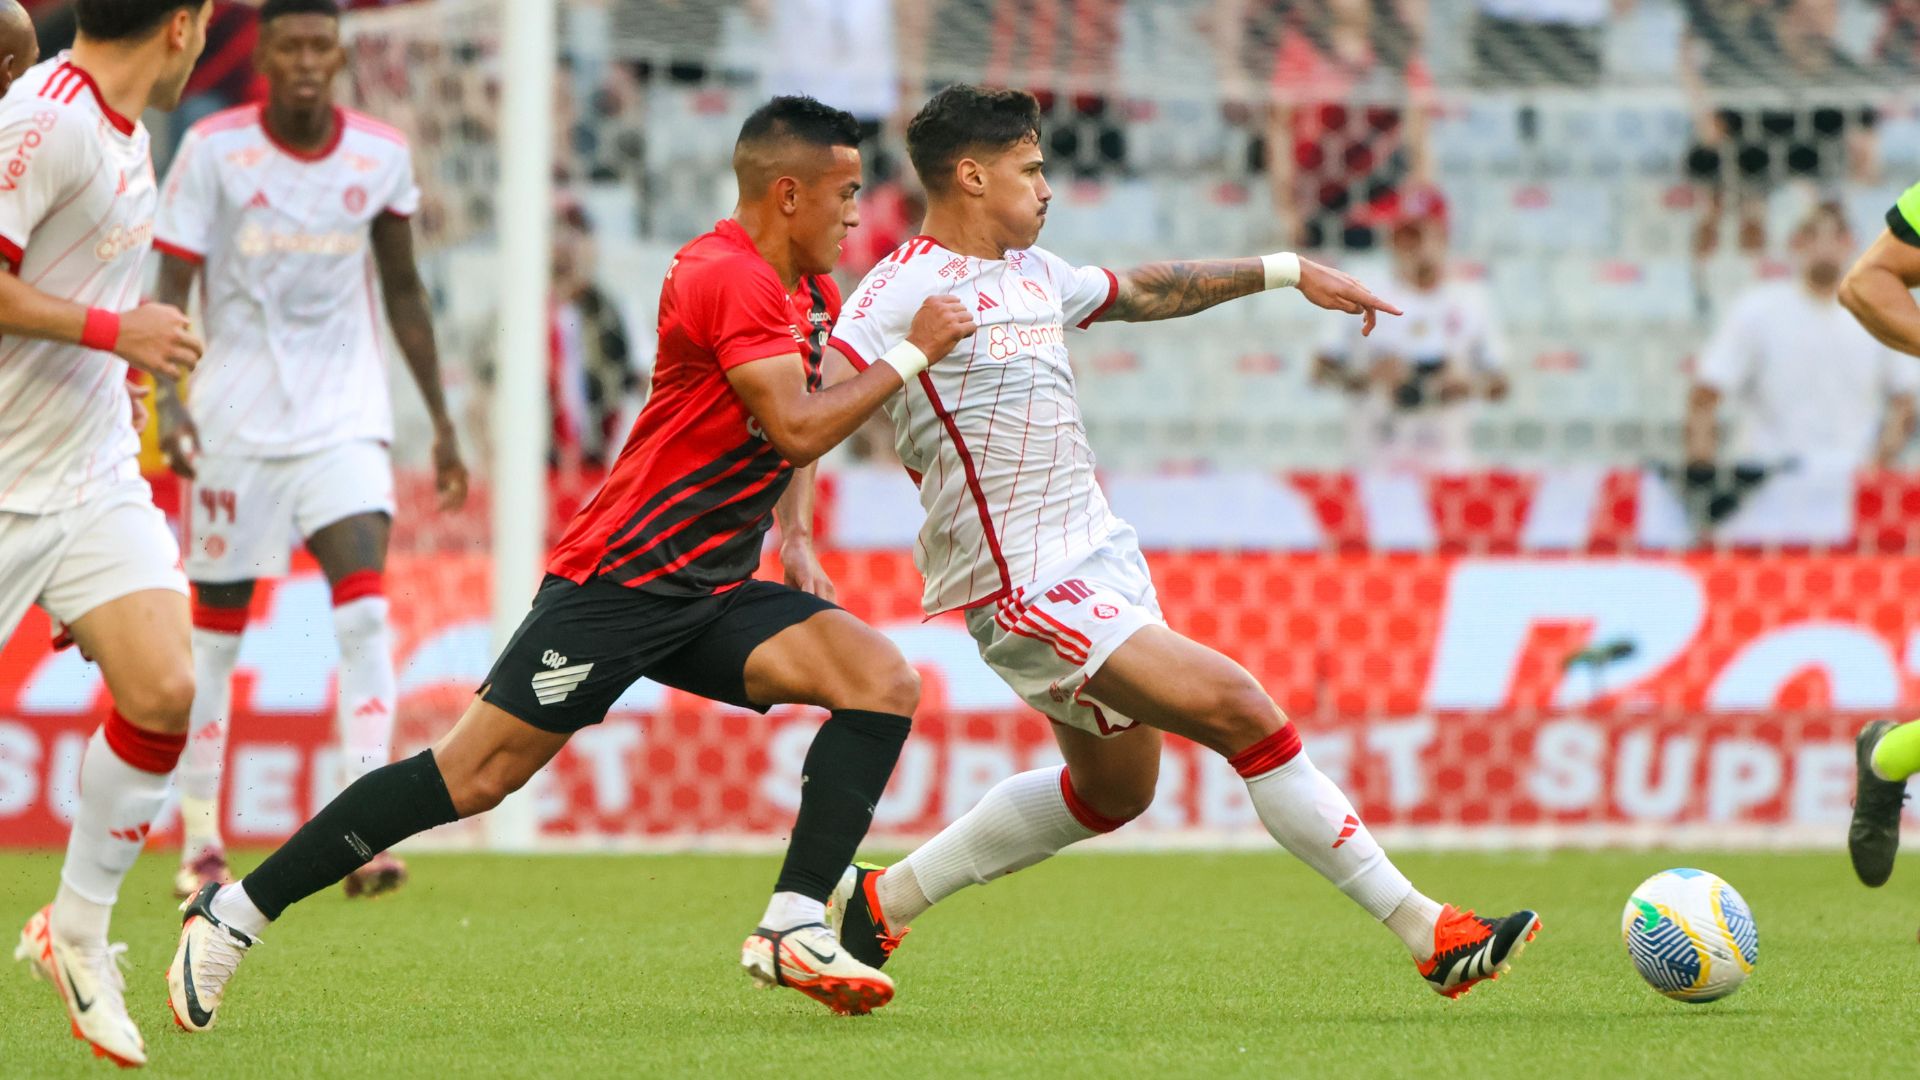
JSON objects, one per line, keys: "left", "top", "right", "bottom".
{"left": 152, "top": 253, "right": 201, "bottom": 478}
{"left": 1103, "top": 256, "right": 1402, "bottom": 333}
{"left": 371, "top": 211, "right": 468, "bottom": 510}
{"left": 1104, "top": 258, "right": 1265, "bottom": 323}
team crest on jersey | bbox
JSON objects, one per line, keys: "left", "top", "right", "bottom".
{"left": 1020, "top": 279, "right": 1051, "bottom": 304}
{"left": 343, "top": 185, "right": 368, "bottom": 213}
{"left": 202, "top": 535, "right": 227, "bottom": 559}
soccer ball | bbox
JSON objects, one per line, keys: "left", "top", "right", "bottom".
{"left": 1621, "top": 868, "right": 1758, "bottom": 1003}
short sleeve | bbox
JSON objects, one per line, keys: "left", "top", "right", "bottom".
{"left": 1887, "top": 181, "right": 1920, "bottom": 248}
{"left": 383, "top": 145, "right": 421, "bottom": 218}
{"left": 829, "top": 258, "right": 920, "bottom": 371}
{"left": 1027, "top": 246, "right": 1117, "bottom": 329}
{"left": 1695, "top": 292, "right": 1760, "bottom": 392}
{"left": 154, "top": 127, "right": 219, "bottom": 263}
{"left": 689, "top": 259, "right": 798, "bottom": 370}
{"left": 0, "top": 108, "right": 91, "bottom": 271}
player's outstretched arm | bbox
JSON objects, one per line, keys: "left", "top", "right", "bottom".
{"left": 726, "top": 295, "right": 974, "bottom": 467}
{"left": 1102, "top": 254, "right": 1402, "bottom": 334}
{"left": 1841, "top": 229, "right": 1920, "bottom": 357}
{"left": 372, "top": 211, "right": 468, "bottom": 510}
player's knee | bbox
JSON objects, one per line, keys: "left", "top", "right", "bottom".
{"left": 116, "top": 666, "right": 196, "bottom": 734}
{"left": 450, "top": 768, "right": 518, "bottom": 817}
{"left": 832, "top": 652, "right": 920, "bottom": 716}
{"left": 1195, "top": 675, "right": 1284, "bottom": 755}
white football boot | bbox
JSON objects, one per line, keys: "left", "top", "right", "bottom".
{"left": 741, "top": 921, "right": 894, "bottom": 1016}
{"left": 166, "top": 882, "right": 256, "bottom": 1033}
{"left": 14, "top": 905, "right": 146, "bottom": 1067}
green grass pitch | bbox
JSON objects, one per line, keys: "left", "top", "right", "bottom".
{"left": 2, "top": 849, "right": 1914, "bottom": 1077}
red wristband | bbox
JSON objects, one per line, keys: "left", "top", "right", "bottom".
{"left": 80, "top": 307, "right": 119, "bottom": 352}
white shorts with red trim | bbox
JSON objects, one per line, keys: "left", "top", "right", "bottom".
{"left": 0, "top": 479, "right": 187, "bottom": 640}
{"left": 186, "top": 439, "right": 395, "bottom": 582}
{"left": 963, "top": 524, "right": 1163, "bottom": 738}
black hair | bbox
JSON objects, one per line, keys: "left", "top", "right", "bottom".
{"left": 905, "top": 84, "right": 1042, "bottom": 195}
{"left": 734, "top": 95, "right": 861, "bottom": 154}
{"left": 260, "top": 0, "right": 341, "bottom": 22}
{"left": 74, "top": 0, "right": 207, "bottom": 41}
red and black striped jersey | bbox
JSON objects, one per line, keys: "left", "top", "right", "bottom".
{"left": 546, "top": 219, "right": 839, "bottom": 596}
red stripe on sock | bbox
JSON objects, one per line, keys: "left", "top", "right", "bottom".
{"left": 332, "top": 569, "right": 384, "bottom": 606}
{"left": 1228, "top": 723, "right": 1303, "bottom": 779}
{"left": 1059, "top": 767, "right": 1131, "bottom": 834}
{"left": 191, "top": 602, "right": 249, "bottom": 634}
{"left": 102, "top": 710, "right": 186, "bottom": 775}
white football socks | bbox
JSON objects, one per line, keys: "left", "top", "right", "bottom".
{"left": 332, "top": 592, "right": 398, "bottom": 786}
{"left": 760, "top": 891, "right": 826, "bottom": 932}
{"left": 181, "top": 624, "right": 244, "bottom": 853}
{"left": 1232, "top": 725, "right": 1439, "bottom": 957}
{"left": 877, "top": 766, "right": 1122, "bottom": 926}
{"left": 53, "top": 720, "right": 180, "bottom": 944}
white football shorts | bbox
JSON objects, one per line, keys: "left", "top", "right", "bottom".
{"left": 185, "top": 439, "right": 395, "bottom": 582}
{"left": 0, "top": 479, "right": 187, "bottom": 639}
{"left": 963, "top": 523, "right": 1165, "bottom": 738}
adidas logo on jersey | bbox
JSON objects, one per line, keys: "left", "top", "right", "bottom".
{"left": 247, "top": 190, "right": 270, "bottom": 210}
{"left": 977, "top": 293, "right": 998, "bottom": 312}
{"left": 532, "top": 660, "right": 594, "bottom": 705}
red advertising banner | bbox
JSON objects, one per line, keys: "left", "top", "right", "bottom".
{"left": 1, "top": 550, "right": 1911, "bottom": 847}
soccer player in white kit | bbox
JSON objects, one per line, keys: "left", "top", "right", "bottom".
{"left": 151, "top": 0, "right": 467, "bottom": 901}
{"left": 825, "top": 86, "right": 1541, "bottom": 1001}
{"left": 3, "top": 1, "right": 213, "bottom": 1068}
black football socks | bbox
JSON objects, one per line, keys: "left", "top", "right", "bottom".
{"left": 241, "top": 749, "right": 459, "bottom": 920}
{"left": 772, "top": 709, "right": 911, "bottom": 900}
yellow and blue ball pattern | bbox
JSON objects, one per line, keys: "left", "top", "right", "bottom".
{"left": 1621, "top": 868, "right": 1758, "bottom": 1003}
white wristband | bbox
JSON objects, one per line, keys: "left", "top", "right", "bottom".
{"left": 878, "top": 340, "right": 930, "bottom": 381}
{"left": 1261, "top": 251, "right": 1301, "bottom": 291}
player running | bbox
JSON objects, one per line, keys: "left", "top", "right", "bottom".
{"left": 4, "top": 1, "right": 212, "bottom": 1067}
{"left": 167, "top": 95, "right": 975, "bottom": 1026}
{"left": 151, "top": 0, "right": 468, "bottom": 902}
{"left": 823, "top": 85, "right": 1540, "bottom": 1000}
{"left": 1840, "top": 182, "right": 1920, "bottom": 887}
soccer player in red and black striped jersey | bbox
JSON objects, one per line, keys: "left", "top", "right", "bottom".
{"left": 167, "top": 96, "right": 976, "bottom": 1026}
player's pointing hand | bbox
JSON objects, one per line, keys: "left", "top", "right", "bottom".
{"left": 905, "top": 294, "right": 976, "bottom": 364}
{"left": 1296, "top": 258, "right": 1403, "bottom": 337}
{"left": 115, "top": 302, "right": 204, "bottom": 380}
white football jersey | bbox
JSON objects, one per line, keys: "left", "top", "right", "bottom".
{"left": 155, "top": 104, "right": 421, "bottom": 457}
{"left": 0, "top": 56, "right": 158, "bottom": 515}
{"left": 832, "top": 237, "right": 1121, "bottom": 615}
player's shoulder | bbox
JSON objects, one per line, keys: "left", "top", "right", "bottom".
{"left": 669, "top": 224, "right": 783, "bottom": 299}
{"left": 339, "top": 108, "right": 411, "bottom": 153}
{"left": 0, "top": 59, "right": 111, "bottom": 149}
{"left": 184, "top": 103, "right": 263, "bottom": 145}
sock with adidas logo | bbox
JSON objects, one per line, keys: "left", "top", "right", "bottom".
{"left": 1232, "top": 724, "right": 1439, "bottom": 956}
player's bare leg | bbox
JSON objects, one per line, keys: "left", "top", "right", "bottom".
{"left": 1083, "top": 627, "right": 1540, "bottom": 999}
{"left": 737, "top": 610, "right": 919, "bottom": 1015}
{"left": 308, "top": 511, "right": 407, "bottom": 897}
{"left": 17, "top": 590, "right": 194, "bottom": 1067}
{"left": 840, "top": 724, "right": 1161, "bottom": 967}
{"left": 170, "top": 697, "right": 567, "bottom": 1032}
{"left": 177, "top": 579, "right": 253, "bottom": 899}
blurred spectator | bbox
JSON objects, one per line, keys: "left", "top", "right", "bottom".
{"left": 1682, "top": 0, "right": 1878, "bottom": 260}
{"left": 1686, "top": 202, "right": 1916, "bottom": 477}
{"left": 614, "top": 0, "right": 734, "bottom": 86}
{"left": 549, "top": 199, "right": 645, "bottom": 472}
{"left": 1470, "top": 0, "right": 1623, "bottom": 87}
{"left": 1216, "top": 0, "right": 1432, "bottom": 251}
{"left": 1313, "top": 185, "right": 1507, "bottom": 471}
{"left": 1870, "top": 0, "right": 1920, "bottom": 69}
{"left": 753, "top": 0, "right": 928, "bottom": 187}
